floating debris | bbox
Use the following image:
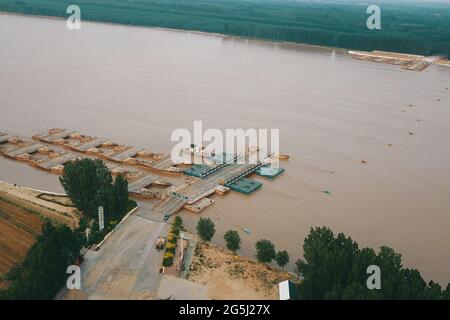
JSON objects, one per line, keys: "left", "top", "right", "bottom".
{"left": 409, "top": 104, "right": 413, "bottom": 107}
{"left": 385, "top": 143, "right": 393, "bottom": 147}
{"left": 323, "top": 190, "right": 331, "bottom": 195}
{"left": 416, "top": 119, "right": 421, "bottom": 122}
{"left": 360, "top": 160, "right": 367, "bottom": 164}
{"left": 408, "top": 132, "right": 414, "bottom": 136}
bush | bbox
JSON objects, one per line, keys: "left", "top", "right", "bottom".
{"left": 167, "top": 232, "right": 177, "bottom": 242}
{"left": 109, "top": 220, "right": 118, "bottom": 227}
{"left": 171, "top": 225, "right": 180, "bottom": 236}
{"left": 162, "top": 256, "right": 174, "bottom": 267}
{"left": 165, "top": 242, "right": 176, "bottom": 254}
{"left": 164, "top": 252, "right": 174, "bottom": 259}
{"left": 166, "top": 242, "right": 176, "bottom": 249}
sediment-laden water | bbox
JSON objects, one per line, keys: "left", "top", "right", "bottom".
{"left": 1, "top": 13, "right": 449, "bottom": 284}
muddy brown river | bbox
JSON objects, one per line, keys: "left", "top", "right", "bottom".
{"left": 1, "top": 13, "right": 449, "bottom": 284}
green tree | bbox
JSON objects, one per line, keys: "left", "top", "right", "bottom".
{"left": 224, "top": 230, "right": 241, "bottom": 252}
{"left": 276, "top": 250, "right": 289, "bottom": 268}
{"left": 196, "top": 218, "right": 215, "bottom": 241}
{"left": 255, "top": 239, "right": 276, "bottom": 263}
{"left": 443, "top": 284, "right": 450, "bottom": 300}
{"left": 174, "top": 216, "right": 183, "bottom": 229}
{"left": 59, "top": 159, "right": 130, "bottom": 224}
{"left": 59, "top": 158, "right": 103, "bottom": 217}
{"left": 60, "top": 159, "right": 112, "bottom": 218}
{"left": 421, "top": 281, "right": 443, "bottom": 300}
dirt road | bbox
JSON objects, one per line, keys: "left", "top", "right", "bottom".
{"left": 60, "top": 206, "right": 168, "bottom": 299}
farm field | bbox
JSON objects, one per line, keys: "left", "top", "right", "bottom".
{"left": 0, "top": 195, "right": 43, "bottom": 289}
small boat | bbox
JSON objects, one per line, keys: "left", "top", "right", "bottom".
{"left": 154, "top": 179, "right": 172, "bottom": 187}
{"left": 243, "top": 228, "right": 251, "bottom": 235}
{"left": 278, "top": 153, "right": 290, "bottom": 160}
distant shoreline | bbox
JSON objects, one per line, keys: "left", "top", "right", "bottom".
{"left": 3, "top": 10, "right": 448, "bottom": 71}
{"left": 1, "top": 0, "right": 448, "bottom": 58}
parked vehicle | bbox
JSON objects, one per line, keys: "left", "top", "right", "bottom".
{"left": 156, "top": 236, "right": 166, "bottom": 250}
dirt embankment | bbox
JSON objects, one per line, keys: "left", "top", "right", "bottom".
{"left": 0, "top": 181, "right": 79, "bottom": 228}
{"left": 188, "top": 242, "right": 298, "bottom": 300}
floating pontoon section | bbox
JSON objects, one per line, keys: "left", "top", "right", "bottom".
{"left": 38, "top": 153, "right": 78, "bottom": 170}
{"left": 255, "top": 166, "right": 285, "bottom": 179}
{"left": 72, "top": 138, "right": 105, "bottom": 152}
{"left": 152, "top": 192, "right": 188, "bottom": 216}
{"left": 183, "top": 164, "right": 212, "bottom": 177}
{"left": 127, "top": 174, "right": 159, "bottom": 193}
{"left": 33, "top": 128, "right": 75, "bottom": 143}
{"left": 228, "top": 178, "right": 262, "bottom": 195}
{"left": 184, "top": 198, "right": 215, "bottom": 213}
{"left": 109, "top": 147, "right": 143, "bottom": 162}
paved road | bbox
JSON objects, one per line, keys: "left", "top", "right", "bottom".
{"left": 60, "top": 206, "right": 168, "bottom": 300}
{"left": 155, "top": 275, "right": 208, "bottom": 300}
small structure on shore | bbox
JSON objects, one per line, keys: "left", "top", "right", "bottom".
{"left": 278, "top": 280, "right": 298, "bottom": 300}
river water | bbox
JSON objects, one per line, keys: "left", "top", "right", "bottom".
{"left": 1, "top": 13, "right": 449, "bottom": 284}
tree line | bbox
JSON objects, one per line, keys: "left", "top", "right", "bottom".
{"left": 0, "top": 0, "right": 449, "bottom": 57}
{"left": 297, "top": 227, "right": 450, "bottom": 300}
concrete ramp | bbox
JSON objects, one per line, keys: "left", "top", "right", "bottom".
{"left": 153, "top": 193, "right": 187, "bottom": 216}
